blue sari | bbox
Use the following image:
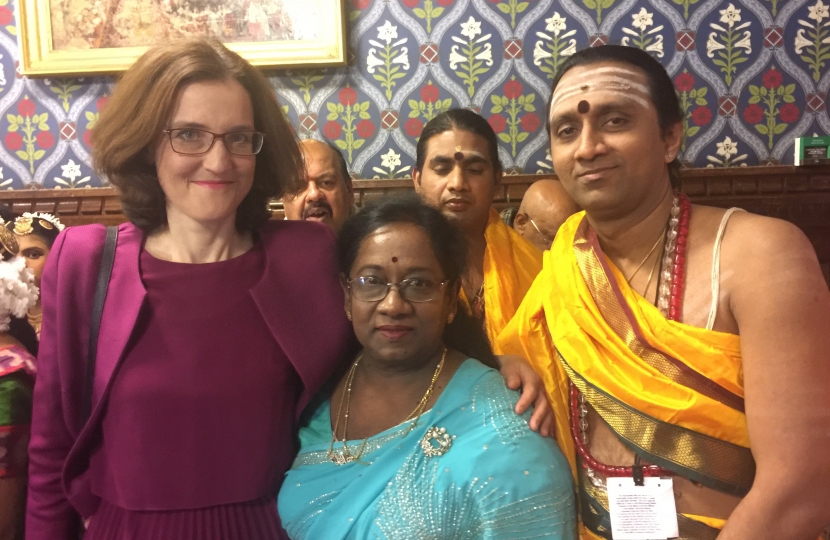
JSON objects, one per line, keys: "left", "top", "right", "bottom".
{"left": 278, "top": 359, "right": 576, "bottom": 539}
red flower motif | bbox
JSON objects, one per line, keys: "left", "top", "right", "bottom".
{"left": 402, "top": 0, "right": 418, "bottom": 7}
{"left": 5, "top": 132, "right": 22, "bottom": 151}
{"left": 405, "top": 118, "right": 423, "bottom": 137}
{"left": 0, "top": 6, "right": 13, "bottom": 26}
{"left": 338, "top": 87, "right": 357, "bottom": 106}
{"left": 96, "top": 96, "right": 110, "bottom": 111}
{"left": 779, "top": 103, "right": 800, "bottom": 123}
{"left": 762, "top": 69, "right": 783, "bottom": 90}
{"left": 420, "top": 84, "right": 439, "bottom": 104}
{"left": 435, "top": 0, "right": 452, "bottom": 5}
{"left": 356, "top": 119, "right": 375, "bottom": 139}
{"left": 17, "top": 98, "right": 35, "bottom": 117}
{"left": 520, "top": 113, "right": 540, "bottom": 132}
{"left": 743, "top": 104, "right": 764, "bottom": 124}
{"left": 504, "top": 80, "right": 523, "bottom": 100}
{"left": 488, "top": 114, "right": 507, "bottom": 133}
{"left": 690, "top": 106, "right": 712, "bottom": 126}
{"left": 352, "top": 0, "right": 370, "bottom": 9}
{"left": 674, "top": 72, "right": 695, "bottom": 93}
{"left": 36, "top": 131, "right": 54, "bottom": 149}
{"left": 83, "top": 130, "right": 93, "bottom": 147}
{"left": 323, "top": 121, "right": 342, "bottom": 140}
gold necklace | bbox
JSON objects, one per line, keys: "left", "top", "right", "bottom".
{"left": 625, "top": 226, "right": 667, "bottom": 284}
{"left": 327, "top": 348, "right": 447, "bottom": 465}
{"left": 27, "top": 308, "right": 42, "bottom": 336}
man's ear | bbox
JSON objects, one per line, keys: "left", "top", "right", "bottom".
{"left": 664, "top": 121, "right": 683, "bottom": 162}
{"left": 412, "top": 167, "right": 421, "bottom": 189}
{"left": 513, "top": 211, "right": 527, "bottom": 233}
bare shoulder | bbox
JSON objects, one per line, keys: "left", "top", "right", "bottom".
{"left": 720, "top": 209, "right": 819, "bottom": 272}
{"left": 714, "top": 207, "right": 829, "bottom": 322}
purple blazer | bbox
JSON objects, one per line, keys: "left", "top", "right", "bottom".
{"left": 26, "top": 220, "right": 355, "bottom": 540}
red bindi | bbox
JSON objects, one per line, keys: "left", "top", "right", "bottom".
{"left": 391, "top": 257, "right": 398, "bottom": 263}
{"left": 577, "top": 100, "right": 590, "bottom": 114}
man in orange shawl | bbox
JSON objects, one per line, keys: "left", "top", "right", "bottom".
{"left": 499, "top": 46, "right": 830, "bottom": 540}
{"left": 413, "top": 109, "right": 543, "bottom": 350}
{"left": 413, "top": 109, "right": 550, "bottom": 432}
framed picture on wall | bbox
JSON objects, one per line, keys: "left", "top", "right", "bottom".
{"left": 17, "top": 0, "right": 347, "bottom": 76}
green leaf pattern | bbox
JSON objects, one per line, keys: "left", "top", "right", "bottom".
{"left": 326, "top": 99, "right": 372, "bottom": 163}
{"left": 794, "top": 0, "right": 830, "bottom": 83}
{"left": 48, "top": 79, "right": 82, "bottom": 112}
{"left": 367, "top": 21, "right": 410, "bottom": 101}
{"left": 6, "top": 102, "right": 51, "bottom": 174}
{"left": 620, "top": 8, "right": 664, "bottom": 58}
{"left": 449, "top": 17, "right": 494, "bottom": 98}
{"left": 705, "top": 3, "right": 752, "bottom": 86}
{"left": 532, "top": 13, "right": 577, "bottom": 80}
{"left": 746, "top": 77, "right": 797, "bottom": 149}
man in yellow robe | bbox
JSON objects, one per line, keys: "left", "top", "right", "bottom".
{"left": 413, "top": 109, "right": 543, "bottom": 352}
{"left": 499, "top": 46, "right": 830, "bottom": 539}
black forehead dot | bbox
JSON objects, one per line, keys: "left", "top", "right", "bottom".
{"left": 391, "top": 256, "right": 398, "bottom": 263}
{"left": 454, "top": 151, "right": 464, "bottom": 161}
{"left": 577, "top": 100, "right": 590, "bottom": 114}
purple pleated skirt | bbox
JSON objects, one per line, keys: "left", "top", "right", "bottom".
{"left": 83, "top": 496, "right": 287, "bottom": 540}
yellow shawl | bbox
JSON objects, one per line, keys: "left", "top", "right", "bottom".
{"left": 460, "top": 208, "right": 543, "bottom": 353}
{"left": 498, "top": 212, "right": 753, "bottom": 537}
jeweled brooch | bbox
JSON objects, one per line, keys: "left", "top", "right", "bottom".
{"left": 420, "top": 427, "right": 454, "bottom": 457}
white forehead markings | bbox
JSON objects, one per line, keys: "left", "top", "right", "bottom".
{"left": 549, "top": 67, "right": 652, "bottom": 122}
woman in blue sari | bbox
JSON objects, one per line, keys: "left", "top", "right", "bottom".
{"left": 278, "top": 194, "right": 576, "bottom": 539}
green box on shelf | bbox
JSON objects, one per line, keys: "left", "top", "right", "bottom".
{"left": 794, "top": 136, "right": 830, "bottom": 166}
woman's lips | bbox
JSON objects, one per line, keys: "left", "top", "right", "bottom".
{"left": 376, "top": 325, "right": 413, "bottom": 341}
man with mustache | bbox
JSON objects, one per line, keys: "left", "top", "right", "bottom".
{"left": 499, "top": 45, "right": 830, "bottom": 539}
{"left": 283, "top": 139, "right": 354, "bottom": 232}
{"left": 413, "top": 109, "right": 543, "bottom": 354}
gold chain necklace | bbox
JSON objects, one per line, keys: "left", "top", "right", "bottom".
{"left": 625, "top": 225, "right": 667, "bottom": 284}
{"left": 27, "top": 308, "right": 42, "bottom": 337}
{"left": 327, "top": 348, "right": 447, "bottom": 465}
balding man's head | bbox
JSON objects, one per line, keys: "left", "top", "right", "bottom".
{"left": 514, "top": 180, "right": 580, "bottom": 251}
{"left": 283, "top": 139, "right": 354, "bottom": 232}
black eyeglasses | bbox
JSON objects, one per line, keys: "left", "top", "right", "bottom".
{"left": 163, "top": 128, "right": 265, "bottom": 156}
{"left": 347, "top": 277, "right": 449, "bottom": 303}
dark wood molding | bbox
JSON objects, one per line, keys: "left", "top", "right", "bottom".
{"left": 2, "top": 165, "right": 828, "bottom": 282}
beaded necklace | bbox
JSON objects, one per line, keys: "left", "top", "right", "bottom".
{"left": 570, "top": 193, "right": 691, "bottom": 485}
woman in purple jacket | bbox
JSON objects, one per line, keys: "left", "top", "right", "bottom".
{"left": 26, "top": 39, "right": 551, "bottom": 540}
{"left": 25, "top": 39, "right": 354, "bottom": 539}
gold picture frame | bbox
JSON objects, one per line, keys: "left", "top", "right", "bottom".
{"left": 18, "top": 0, "right": 348, "bottom": 76}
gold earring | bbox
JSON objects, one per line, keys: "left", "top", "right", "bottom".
{"left": 346, "top": 311, "right": 352, "bottom": 321}
{"left": 447, "top": 314, "right": 454, "bottom": 324}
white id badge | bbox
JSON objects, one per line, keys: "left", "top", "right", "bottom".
{"left": 607, "top": 477, "right": 679, "bottom": 540}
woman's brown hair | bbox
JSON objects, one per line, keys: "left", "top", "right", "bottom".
{"left": 92, "top": 39, "right": 302, "bottom": 233}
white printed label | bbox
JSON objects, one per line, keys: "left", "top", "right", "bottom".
{"left": 607, "top": 477, "right": 679, "bottom": 540}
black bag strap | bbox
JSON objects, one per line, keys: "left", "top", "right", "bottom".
{"left": 80, "top": 225, "right": 118, "bottom": 427}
